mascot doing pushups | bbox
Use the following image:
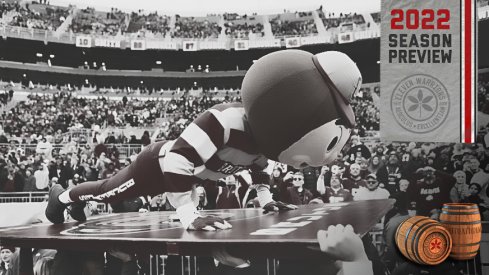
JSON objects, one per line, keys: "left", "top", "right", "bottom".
{"left": 45, "top": 50, "right": 362, "bottom": 230}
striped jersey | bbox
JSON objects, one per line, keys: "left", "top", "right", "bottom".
{"left": 160, "top": 103, "right": 269, "bottom": 192}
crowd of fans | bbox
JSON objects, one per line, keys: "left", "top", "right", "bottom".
{"left": 127, "top": 10, "right": 170, "bottom": 37}
{"left": 269, "top": 15, "right": 317, "bottom": 37}
{"left": 173, "top": 16, "right": 221, "bottom": 39}
{"left": 9, "top": 3, "right": 69, "bottom": 31}
{"left": 69, "top": 7, "right": 126, "bottom": 36}
{"left": 319, "top": 12, "right": 366, "bottom": 29}
{"left": 0, "top": 0, "right": 21, "bottom": 19}
{"left": 0, "top": 79, "right": 488, "bottom": 274}
{"left": 0, "top": 91, "right": 243, "bottom": 145}
{"left": 0, "top": 92, "right": 165, "bottom": 142}
{"left": 2, "top": 2, "right": 378, "bottom": 39}
{"left": 223, "top": 18, "right": 264, "bottom": 39}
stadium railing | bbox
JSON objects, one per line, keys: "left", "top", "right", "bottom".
{"left": 0, "top": 191, "right": 48, "bottom": 203}
{"left": 0, "top": 143, "right": 144, "bottom": 160}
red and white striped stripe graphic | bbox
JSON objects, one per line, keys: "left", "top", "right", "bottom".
{"left": 461, "top": 0, "right": 478, "bottom": 143}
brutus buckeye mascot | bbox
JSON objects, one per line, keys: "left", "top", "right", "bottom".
{"left": 243, "top": 50, "right": 360, "bottom": 169}
{"left": 45, "top": 50, "right": 362, "bottom": 231}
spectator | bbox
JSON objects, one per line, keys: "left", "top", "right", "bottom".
{"left": 269, "top": 167, "right": 290, "bottom": 202}
{"left": 58, "top": 160, "right": 74, "bottom": 189}
{"left": 13, "top": 165, "right": 25, "bottom": 192}
{"left": 346, "top": 135, "right": 371, "bottom": 163}
{"left": 0, "top": 246, "right": 16, "bottom": 275}
{"left": 2, "top": 173, "right": 15, "bottom": 192}
{"left": 23, "top": 168, "right": 37, "bottom": 192}
{"left": 316, "top": 166, "right": 332, "bottom": 195}
{"left": 462, "top": 183, "right": 489, "bottom": 219}
{"left": 215, "top": 176, "right": 241, "bottom": 209}
{"left": 302, "top": 166, "right": 319, "bottom": 190}
{"left": 450, "top": 170, "right": 470, "bottom": 202}
{"left": 377, "top": 152, "right": 403, "bottom": 187}
{"left": 95, "top": 152, "right": 111, "bottom": 177}
{"left": 469, "top": 158, "right": 489, "bottom": 190}
{"left": 353, "top": 174, "right": 390, "bottom": 201}
{"left": 402, "top": 148, "right": 426, "bottom": 182}
{"left": 104, "top": 132, "right": 116, "bottom": 144}
{"left": 36, "top": 138, "right": 53, "bottom": 159}
{"left": 100, "top": 162, "right": 117, "bottom": 180}
{"left": 329, "top": 152, "right": 347, "bottom": 171}
{"left": 194, "top": 186, "right": 209, "bottom": 210}
{"left": 284, "top": 171, "right": 313, "bottom": 205}
{"left": 388, "top": 179, "right": 410, "bottom": 219}
{"left": 322, "top": 176, "right": 352, "bottom": 203}
{"left": 367, "top": 155, "right": 384, "bottom": 175}
{"left": 341, "top": 163, "right": 366, "bottom": 192}
{"left": 412, "top": 167, "right": 455, "bottom": 216}
{"left": 140, "top": 131, "right": 151, "bottom": 146}
{"left": 34, "top": 163, "right": 49, "bottom": 191}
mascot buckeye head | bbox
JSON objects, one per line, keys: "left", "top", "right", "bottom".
{"left": 242, "top": 50, "right": 362, "bottom": 169}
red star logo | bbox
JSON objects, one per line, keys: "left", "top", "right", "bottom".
{"left": 430, "top": 238, "right": 442, "bottom": 253}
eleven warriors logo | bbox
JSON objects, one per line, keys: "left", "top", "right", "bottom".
{"left": 391, "top": 74, "right": 450, "bottom": 134}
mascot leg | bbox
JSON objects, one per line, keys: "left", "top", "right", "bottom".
{"left": 45, "top": 142, "right": 167, "bottom": 224}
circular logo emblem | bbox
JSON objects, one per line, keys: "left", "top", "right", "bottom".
{"left": 424, "top": 233, "right": 448, "bottom": 259}
{"left": 429, "top": 237, "right": 443, "bottom": 254}
{"left": 390, "top": 74, "right": 450, "bottom": 134}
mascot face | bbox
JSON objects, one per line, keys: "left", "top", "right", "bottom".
{"left": 242, "top": 50, "right": 362, "bottom": 169}
{"left": 278, "top": 119, "right": 351, "bottom": 168}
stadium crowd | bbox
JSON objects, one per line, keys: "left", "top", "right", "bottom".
{"left": 319, "top": 12, "right": 366, "bottom": 29}
{"left": 9, "top": 3, "right": 69, "bottom": 31}
{"left": 1, "top": 1, "right": 70, "bottom": 31}
{"left": 223, "top": 14, "right": 264, "bottom": 39}
{"left": 269, "top": 14, "right": 318, "bottom": 37}
{"left": 0, "top": 91, "right": 242, "bottom": 145}
{"left": 69, "top": 7, "right": 127, "bottom": 36}
{"left": 172, "top": 16, "right": 221, "bottom": 39}
{"left": 1, "top": 1, "right": 375, "bottom": 39}
{"left": 1, "top": 81, "right": 487, "bottom": 274}
{"left": 127, "top": 11, "right": 171, "bottom": 37}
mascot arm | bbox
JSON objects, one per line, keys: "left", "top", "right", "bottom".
{"left": 251, "top": 169, "right": 298, "bottom": 211}
{"left": 163, "top": 109, "right": 232, "bottom": 229}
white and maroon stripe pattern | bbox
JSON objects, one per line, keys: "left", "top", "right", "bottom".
{"left": 461, "top": 0, "right": 477, "bottom": 143}
{"left": 162, "top": 104, "right": 267, "bottom": 190}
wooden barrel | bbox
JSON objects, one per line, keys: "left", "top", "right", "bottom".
{"left": 440, "top": 203, "right": 481, "bottom": 260}
{"left": 395, "top": 216, "right": 452, "bottom": 265}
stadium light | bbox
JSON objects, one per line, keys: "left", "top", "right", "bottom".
{"left": 377, "top": 60, "right": 380, "bottom": 64}
{"left": 36, "top": 53, "right": 43, "bottom": 58}
{"left": 156, "top": 61, "right": 162, "bottom": 65}
{"left": 50, "top": 54, "right": 55, "bottom": 59}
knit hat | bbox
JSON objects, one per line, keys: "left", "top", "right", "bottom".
{"left": 0, "top": 246, "right": 15, "bottom": 253}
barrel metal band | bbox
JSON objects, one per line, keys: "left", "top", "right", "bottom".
{"left": 451, "top": 251, "right": 478, "bottom": 255}
{"left": 440, "top": 220, "right": 481, "bottom": 225}
{"left": 441, "top": 211, "right": 480, "bottom": 215}
{"left": 443, "top": 205, "right": 478, "bottom": 210}
{"left": 413, "top": 221, "right": 439, "bottom": 264}
{"left": 403, "top": 217, "right": 429, "bottom": 264}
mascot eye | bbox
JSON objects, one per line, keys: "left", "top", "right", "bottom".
{"left": 335, "top": 119, "right": 346, "bottom": 126}
{"left": 327, "top": 136, "right": 339, "bottom": 151}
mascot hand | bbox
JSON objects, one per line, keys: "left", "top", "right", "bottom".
{"left": 188, "top": 215, "right": 232, "bottom": 231}
{"left": 263, "top": 201, "right": 298, "bottom": 214}
{"left": 317, "top": 224, "right": 368, "bottom": 262}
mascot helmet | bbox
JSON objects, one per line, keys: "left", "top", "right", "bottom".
{"left": 242, "top": 50, "right": 362, "bottom": 169}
